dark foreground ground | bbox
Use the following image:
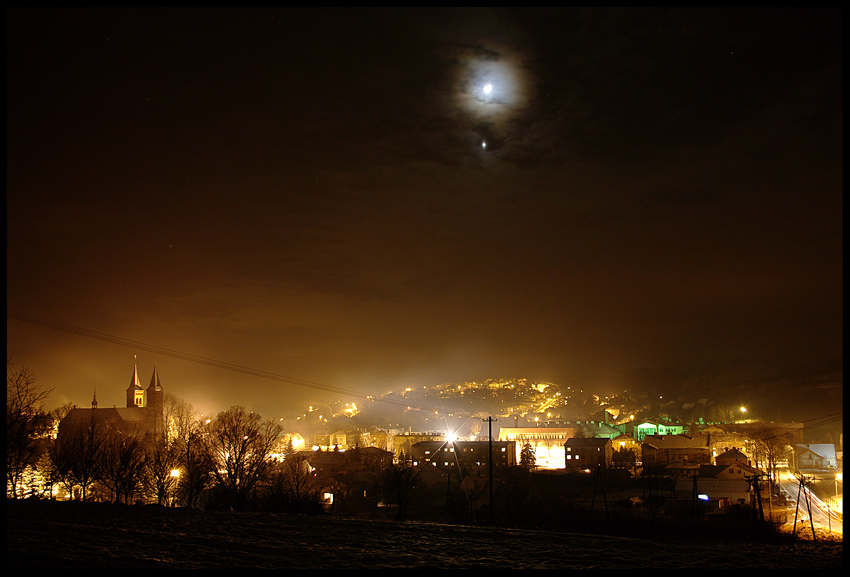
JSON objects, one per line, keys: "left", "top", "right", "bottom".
{"left": 6, "top": 500, "right": 843, "bottom": 569}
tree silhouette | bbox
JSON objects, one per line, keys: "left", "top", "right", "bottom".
{"left": 520, "top": 442, "right": 537, "bottom": 469}
{"left": 378, "top": 462, "right": 420, "bottom": 521}
{"left": 204, "top": 406, "right": 282, "bottom": 511}
{"left": 6, "top": 361, "right": 53, "bottom": 498}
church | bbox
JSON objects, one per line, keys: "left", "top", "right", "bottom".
{"left": 57, "top": 360, "right": 166, "bottom": 443}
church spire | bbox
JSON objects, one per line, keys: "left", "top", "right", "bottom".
{"left": 126, "top": 355, "right": 145, "bottom": 408}
{"left": 92, "top": 388, "right": 98, "bottom": 409}
{"left": 148, "top": 364, "right": 162, "bottom": 392}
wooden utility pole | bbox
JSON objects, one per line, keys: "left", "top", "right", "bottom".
{"left": 591, "top": 464, "right": 609, "bottom": 521}
{"left": 792, "top": 474, "right": 817, "bottom": 541}
{"left": 746, "top": 473, "right": 765, "bottom": 522}
{"left": 483, "top": 416, "right": 497, "bottom": 524}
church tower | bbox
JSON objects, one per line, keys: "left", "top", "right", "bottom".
{"left": 146, "top": 365, "right": 165, "bottom": 439}
{"left": 126, "top": 357, "right": 145, "bottom": 408}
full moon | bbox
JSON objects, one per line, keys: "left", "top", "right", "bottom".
{"left": 483, "top": 83, "right": 493, "bottom": 95}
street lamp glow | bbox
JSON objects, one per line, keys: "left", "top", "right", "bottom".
{"left": 446, "top": 432, "right": 457, "bottom": 443}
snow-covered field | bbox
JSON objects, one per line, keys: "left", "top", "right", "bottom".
{"left": 6, "top": 500, "right": 843, "bottom": 569}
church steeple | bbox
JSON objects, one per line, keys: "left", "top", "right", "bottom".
{"left": 126, "top": 356, "right": 145, "bottom": 408}
{"left": 146, "top": 365, "right": 165, "bottom": 439}
{"left": 92, "top": 388, "right": 98, "bottom": 409}
{"left": 148, "top": 365, "right": 163, "bottom": 392}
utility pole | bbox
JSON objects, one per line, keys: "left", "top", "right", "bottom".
{"left": 591, "top": 464, "right": 609, "bottom": 521}
{"left": 793, "top": 474, "right": 817, "bottom": 541}
{"left": 483, "top": 416, "right": 497, "bottom": 525}
{"left": 745, "top": 473, "right": 765, "bottom": 522}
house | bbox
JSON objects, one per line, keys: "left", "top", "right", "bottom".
{"left": 641, "top": 434, "right": 711, "bottom": 473}
{"left": 329, "top": 430, "right": 357, "bottom": 450}
{"left": 393, "top": 432, "right": 446, "bottom": 461}
{"left": 674, "top": 461, "right": 766, "bottom": 507}
{"left": 623, "top": 420, "right": 684, "bottom": 442}
{"left": 611, "top": 433, "right": 641, "bottom": 454}
{"left": 301, "top": 446, "right": 393, "bottom": 479}
{"left": 575, "top": 420, "right": 623, "bottom": 440}
{"left": 564, "top": 437, "right": 612, "bottom": 471}
{"left": 346, "top": 446, "right": 394, "bottom": 472}
{"left": 795, "top": 444, "right": 838, "bottom": 472}
{"left": 715, "top": 447, "right": 750, "bottom": 467}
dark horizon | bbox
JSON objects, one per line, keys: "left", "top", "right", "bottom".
{"left": 7, "top": 8, "right": 842, "bottom": 422}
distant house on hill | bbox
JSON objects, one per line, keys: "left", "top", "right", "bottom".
{"left": 57, "top": 361, "right": 165, "bottom": 445}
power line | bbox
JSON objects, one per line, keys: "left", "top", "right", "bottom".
{"left": 6, "top": 310, "right": 449, "bottom": 414}
{"left": 8, "top": 310, "right": 844, "bottom": 432}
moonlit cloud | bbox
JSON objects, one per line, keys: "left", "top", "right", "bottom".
{"left": 451, "top": 42, "right": 535, "bottom": 148}
{"left": 6, "top": 8, "right": 842, "bottom": 422}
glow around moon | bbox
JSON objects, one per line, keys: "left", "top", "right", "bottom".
{"left": 452, "top": 43, "right": 533, "bottom": 139}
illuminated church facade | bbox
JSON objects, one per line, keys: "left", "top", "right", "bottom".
{"left": 57, "top": 361, "right": 166, "bottom": 442}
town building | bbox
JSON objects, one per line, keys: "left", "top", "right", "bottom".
{"left": 620, "top": 420, "right": 686, "bottom": 442}
{"left": 714, "top": 447, "right": 751, "bottom": 467}
{"left": 795, "top": 443, "right": 838, "bottom": 472}
{"left": 410, "top": 440, "right": 516, "bottom": 473}
{"left": 498, "top": 426, "right": 575, "bottom": 469}
{"left": 673, "top": 461, "right": 767, "bottom": 509}
{"left": 393, "top": 432, "right": 447, "bottom": 461}
{"left": 641, "top": 433, "right": 711, "bottom": 473}
{"left": 564, "top": 437, "right": 612, "bottom": 471}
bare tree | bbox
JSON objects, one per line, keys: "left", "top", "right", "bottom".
{"left": 749, "top": 427, "right": 794, "bottom": 486}
{"left": 143, "top": 436, "right": 181, "bottom": 505}
{"left": 204, "top": 406, "right": 282, "bottom": 511}
{"left": 168, "top": 399, "right": 212, "bottom": 508}
{"left": 98, "top": 426, "right": 147, "bottom": 504}
{"left": 51, "top": 402, "right": 74, "bottom": 423}
{"left": 7, "top": 361, "right": 53, "bottom": 498}
{"left": 262, "top": 452, "right": 327, "bottom": 513}
{"left": 378, "top": 462, "right": 421, "bottom": 521}
{"left": 53, "top": 411, "right": 106, "bottom": 501}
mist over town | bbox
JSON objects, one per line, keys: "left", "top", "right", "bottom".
{"left": 8, "top": 6, "right": 842, "bottom": 569}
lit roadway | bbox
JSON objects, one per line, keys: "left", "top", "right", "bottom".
{"left": 777, "top": 469, "right": 842, "bottom": 536}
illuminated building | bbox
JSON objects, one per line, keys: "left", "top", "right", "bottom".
{"left": 498, "top": 427, "right": 575, "bottom": 469}
{"left": 57, "top": 361, "right": 165, "bottom": 443}
{"left": 794, "top": 443, "right": 838, "bottom": 472}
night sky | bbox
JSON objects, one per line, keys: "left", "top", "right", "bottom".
{"left": 7, "top": 8, "right": 843, "bottom": 421}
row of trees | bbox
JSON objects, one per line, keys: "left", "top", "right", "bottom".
{"left": 7, "top": 361, "right": 330, "bottom": 511}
